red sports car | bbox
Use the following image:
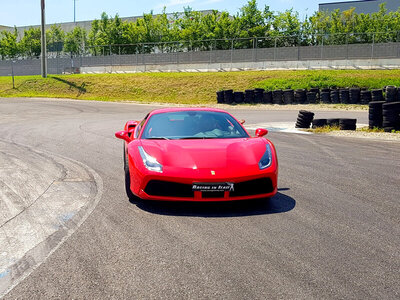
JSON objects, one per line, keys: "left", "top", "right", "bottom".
{"left": 115, "top": 108, "right": 278, "bottom": 202}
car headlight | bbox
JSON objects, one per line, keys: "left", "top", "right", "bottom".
{"left": 138, "top": 146, "right": 163, "bottom": 173}
{"left": 258, "top": 144, "right": 272, "bottom": 170}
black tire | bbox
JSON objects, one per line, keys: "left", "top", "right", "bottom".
{"left": 339, "top": 118, "right": 357, "bottom": 130}
{"left": 339, "top": 88, "right": 349, "bottom": 104}
{"left": 349, "top": 88, "right": 361, "bottom": 104}
{"left": 216, "top": 91, "right": 224, "bottom": 103}
{"left": 263, "top": 91, "right": 272, "bottom": 104}
{"left": 330, "top": 90, "right": 340, "bottom": 104}
{"left": 245, "top": 90, "right": 255, "bottom": 103}
{"left": 224, "top": 90, "right": 234, "bottom": 104}
{"left": 283, "top": 89, "right": 294, "bottom": 105}
{"left": 312, "top": 119, "right": 327, "bottom": 128}
{"left": 320, "top": 92, "right": 331, "bottom": 104}
{"left": 234, "top": 92, "right": 244, "bottom": 104}
{"left": 295, "top": 123, "right": 311, "bottom": 129}
{"left": 371, "top": 89, "right": 384, "bottom": 101}
{"left": 124, "top": 165, "right": 137, "bottom": 202}
{"left": 327, "top": 118, "right": 340, "bottom": 127}
{"left": 298, "top": 110, "right": 315, "bottom": 116}
{"left": 294, "top": 89, "right": 307, "bottom": 104}
{"left": 272, "top": 90, "right": 283, "bottom": 104}
{"left": 297, "top": 116, "right": 314, "bottom": 123}
{"left": 360, "top": 90, "right": 372, "bottom": 104}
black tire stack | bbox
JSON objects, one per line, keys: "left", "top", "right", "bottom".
{"left": 312, "top": 119, "right": 327, "bottom": 128}
{"left": 295, "top": 89, "right": 306, "bottom": 104}
{"left": 349, "top": 88, "right": 360, "bottom": 104}
{"left": 320, "top": 89, "right": 331, "bottom": 104}
{"left": 216, "top": 91, "right": 224, "bottom": 103}
{"left": 327, "top": 118, "right": 340, "bottom": 127}
{"left": 263, "top": 91, "right": 272, "bottom": 104}
{"left": 234, "top": 91, "right": 244, "bottom": 104}
{"left": 283, "top": 89, "right": 294, "bottom": 105}
{"left": 295, "top": 110, "right": 314, "bottom": 128}
{"left": 382, "top": 102, "right": 400, "bottom": 132}
{"left": 360, "top": 90, "right": 372, "bottom": 104}
{"left": 385, "top": 86, "right": 398, "bottom": 103}
{"left": 371, "top": 89, "right": 384, "bottom": 102}
{"left": 245, "top": 90, "right": 254, "bottom": 104}
{"left": 272, "top": 90, "right": 283, "bottom": 105}
{"left": 309, "top": 88, "right": 320, "bottom": 102}
{"left": 224, "top": 90, "right": 234, "bottom": 104}
{"left": 330, "top": 89, "right": 340, "bottom": 104}
{"left": 368, "top": 101, "right": 385, "bottom": 129}
{"left": 306, "top": 91, "right": 317, "bottom": 104}
{"left": 339, "top": 118, "right": 357, "bottom": 130}
{"left": 339, "top": 88, "right": 349, "bottom": 104}
{"left": 254, "top": 88, "right": 264, "bottom": 104}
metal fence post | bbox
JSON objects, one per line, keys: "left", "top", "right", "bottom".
{"left": 371, "top": 33, "right": 375, "bottom": 59}
{"left": 274, "top": 37, "right": 277, "bottom": 61}
{"left": 346, "top": 33, "right": 349, "bottom": 60}
{"left": 321, "top": 35, "right": 324, "bottom": 60}
{"left": 176, "top": 42, "right": 179, "bottom": 65}
{"left": 231, "top": 39, "right": 234, "bottom": 64}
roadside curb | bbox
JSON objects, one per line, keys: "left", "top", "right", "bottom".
{"left": 0, "top": 139, "right": 103, "bottom": 298}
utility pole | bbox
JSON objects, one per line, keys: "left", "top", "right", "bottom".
{"left": 40, "top": 0, "right": 47, "bottom": 78}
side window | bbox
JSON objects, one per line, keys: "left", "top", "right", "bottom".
{"left": 134, "top": 114, "right": 149, "bottom": 139}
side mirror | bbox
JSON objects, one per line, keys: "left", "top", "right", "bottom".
{"left": 125, "top": 120, "right": 139, "bottom": 131}
{"left": 239, "top": 119, "right": 246, "bottom": 125}
{"left": 255, "top": 128, "right": 268, "bottom": 137}
{"left": 115, "top": 131, "right": 131, "bottom": 143}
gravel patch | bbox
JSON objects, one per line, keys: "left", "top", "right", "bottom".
{"left": 316, "top": 130, "right": 400, "bottom": 142}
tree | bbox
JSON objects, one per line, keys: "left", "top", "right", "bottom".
{"left": 0, "top": 28, "right": 19, "bottom": 59}
{"left": 20, "top": 28, "right": 41, "bottom": 57}
{"left": 64, "top": 27, "right": 87, "bottom": 55}
{"left": 46, "top": 25, "right": 65, "bottom": 53}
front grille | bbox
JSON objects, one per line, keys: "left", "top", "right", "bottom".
{"left": 144, "top": 180, "right": 194, "bottom": 198}
{"left": 202, "top": 191, "right": 225, "bottom": 198}
{"left": 230, "top": 178, "right": 274, "bottom": 197}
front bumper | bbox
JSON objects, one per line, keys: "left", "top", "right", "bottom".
{"left": 135, "top": 173, "right": 278, "bottom": 202}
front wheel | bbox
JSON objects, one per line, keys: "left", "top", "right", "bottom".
{"left": 124, "top": 164, "right": 137, "bottom": 202}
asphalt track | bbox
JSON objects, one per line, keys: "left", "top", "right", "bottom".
{"left": 0, "top": 97, "right": 399, "bottom": 299}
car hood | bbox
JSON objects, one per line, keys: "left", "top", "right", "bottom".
{"left": 137, "top": 138, "right": 268, "bottom": 177}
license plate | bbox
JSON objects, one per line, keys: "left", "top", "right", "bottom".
{"left": 192, "top": 182, "right": 234, "bottom": 192}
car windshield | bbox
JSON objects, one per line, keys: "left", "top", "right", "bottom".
{"left": 141, "top": 111, "right": 249, "bottom": 140}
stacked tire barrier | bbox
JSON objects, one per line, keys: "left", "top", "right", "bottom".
{"left": 216, "top": 86, "right": 400, "bottom": 106}
{"left": 385, "top": 86, "right": 397, "bottom": 102}
{"left": 295, "top": 110, "right": 314, "bottom": 129}
{"left": 312, "top": 119, "right": 327, "bottom": 128}
{"left": 368, "top": 101, "right": 385, "bottom": 129}
{"left": 295, "top": 111, "right": 357, "bottom": 130}
{"left": 327, "top": 118, "right": 340, "bottom": 127}
{"left": 339, "top": 119, "right": 357, "bottom": 130}
{"left": 382, "top": 102, "right": 400, "bottom": 132}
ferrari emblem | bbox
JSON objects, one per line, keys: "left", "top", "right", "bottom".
{"left": 211, "top": 170, "right": 216, "bottom": 175}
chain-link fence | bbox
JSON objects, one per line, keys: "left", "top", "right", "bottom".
{"left": 1, "top": 32, "right": 400, "bottom": 76}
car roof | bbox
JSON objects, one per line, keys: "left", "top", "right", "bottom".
{"left": 148, "top": 107, "right": 228, "bottom": 117}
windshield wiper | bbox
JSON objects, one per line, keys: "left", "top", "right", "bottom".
{"left": 146, "top": 137, "right": 170, "bottom": 140}
{"left": 179, "top": 137, "right": 218, "bottom": 140}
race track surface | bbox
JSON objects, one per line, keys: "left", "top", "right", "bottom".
{"left": 0, "top": 98, "right": 399, "bottom": 299}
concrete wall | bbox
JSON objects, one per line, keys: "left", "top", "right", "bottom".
{"left": 319, "top": 0, "right": 400, "bottom": 14}
{"left": 80, "top": 58, "right": 400, "bottom": 73}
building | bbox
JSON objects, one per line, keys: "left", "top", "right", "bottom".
{"left": 319, "top": 0, "right": 400, "bottom": 14}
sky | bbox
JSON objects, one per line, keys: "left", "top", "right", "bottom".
{"left": 0, "top": 0, "right": 349, "bottom": 27}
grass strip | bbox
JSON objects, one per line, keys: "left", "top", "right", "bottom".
{"left": 1, "top": 70, "right": 400, "bottom": 104}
